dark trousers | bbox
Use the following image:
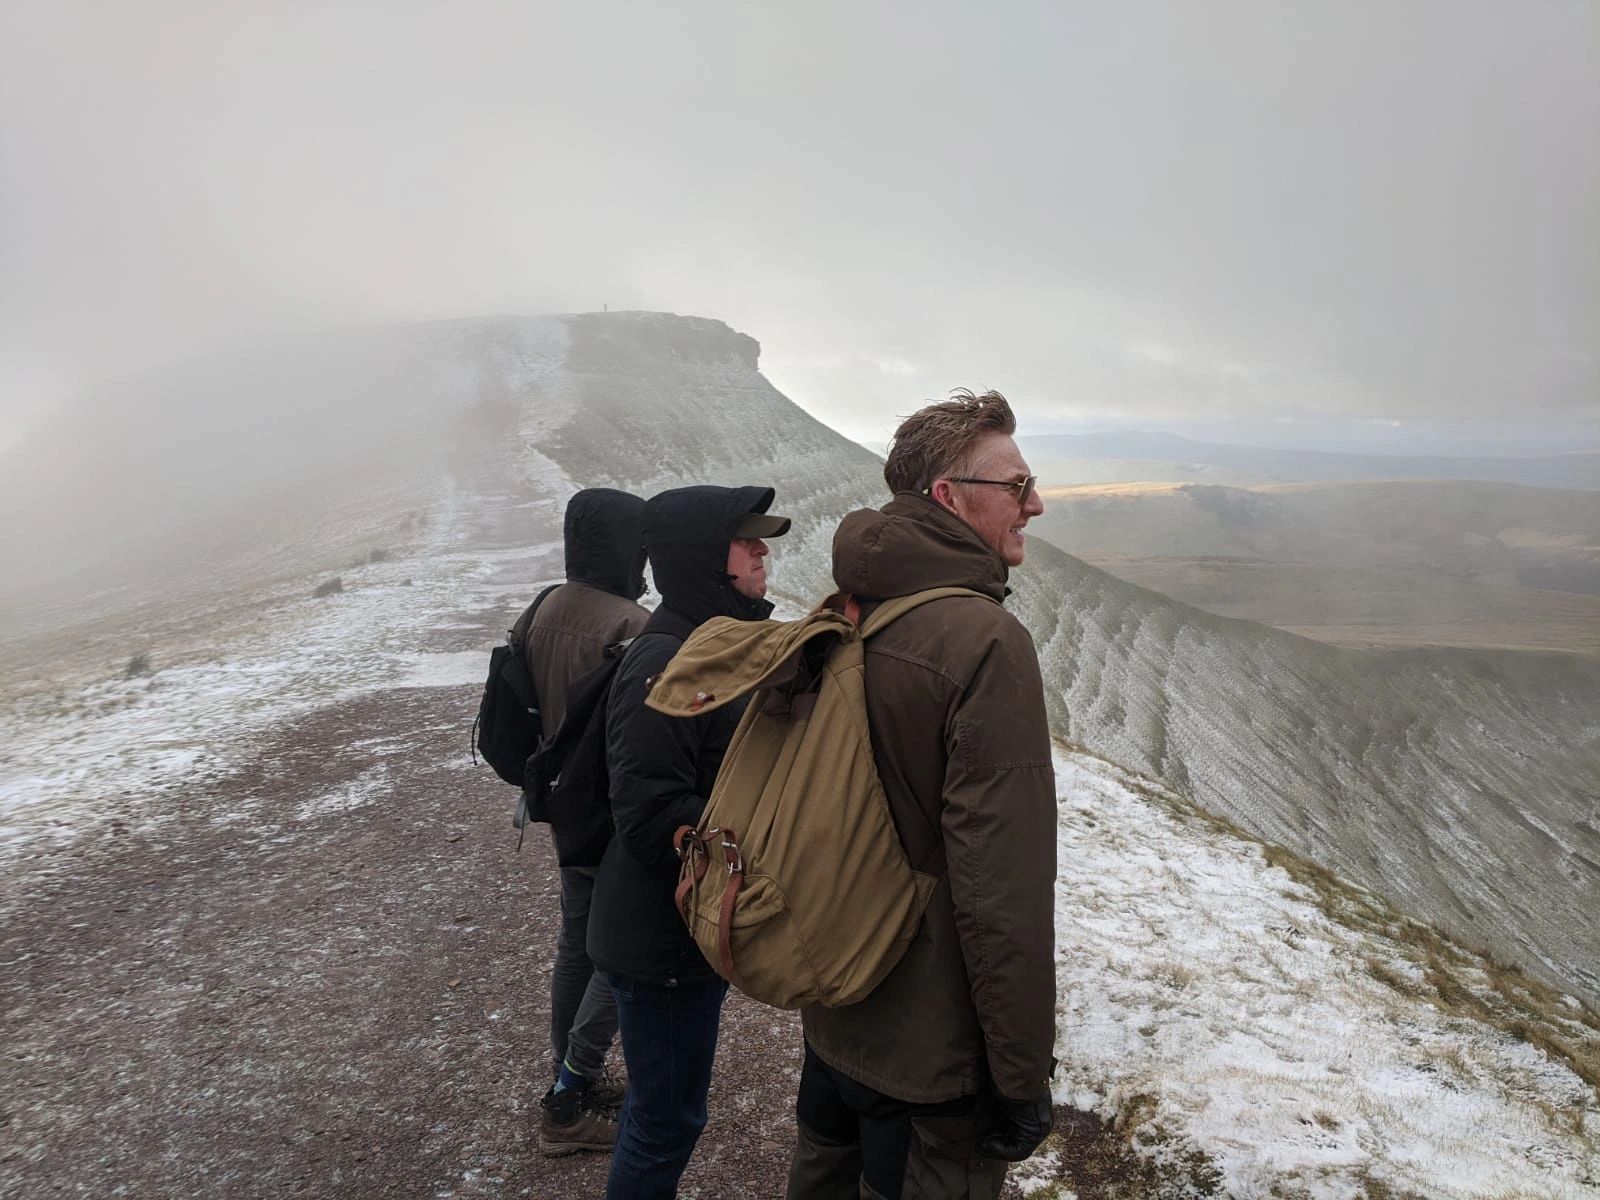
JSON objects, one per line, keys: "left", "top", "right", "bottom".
{"left": 785, "top": 1045, "right": 1007, "bottom": 1200}
{"left": 605, "top": 973, "right": 728, "bottom": 1199}
{"left": 550, "top": 865, "right": 617, "bottom": 1080}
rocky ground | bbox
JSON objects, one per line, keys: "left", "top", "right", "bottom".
{"left": 1, "top": 679, "right": 1129, "bottom": 1199}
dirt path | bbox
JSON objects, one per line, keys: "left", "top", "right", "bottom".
{"left": 2, "top": 682, "right": 1125, "bottom": 1199}
{"left": 1, "top": 681, "right": 806, "bottom": 1198}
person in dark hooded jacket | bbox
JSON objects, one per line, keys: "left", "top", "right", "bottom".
{"left": 589, "top": 483, "right": 790, "bottom": 1199}
{"left": 522, "top": 488, "right": 650, "bottom": 1156}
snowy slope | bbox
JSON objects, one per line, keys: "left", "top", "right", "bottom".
{"left": 1022, "top": 747, "right": 1600, "bottom": 1198}
{"left": 0, "top": 317, "right": 578, "bottom": 849}
{"left": 5, "top": 311, "right": 1596, "bottom": 1012}
{"left": 5, "top": 311, "right": 1598, "bottom": 1012}
{"left": 529, "top": 312, "right": 1600, "bottom": 1012}
{"left": 3, "top": 311, "right": 1598, "bottom": 1192}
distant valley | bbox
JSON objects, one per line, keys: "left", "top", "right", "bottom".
{"left": 1029, "top": 479, "right": 1600, "bottom": 656}
{"left": 1018, "top": 430, "right": 1600, "bottom": 490}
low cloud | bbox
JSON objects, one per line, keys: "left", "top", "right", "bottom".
{"left": 1, "top": 1, "right": 1594, "bottom": 442}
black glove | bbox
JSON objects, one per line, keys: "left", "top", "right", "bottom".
{"left": 978, "top": 1093, "right": 1053, "bottom": 1161}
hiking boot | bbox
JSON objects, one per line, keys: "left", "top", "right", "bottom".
{"left": 584, "top": 1066, "right": 628, "bottom": 1113}
{"left": 538, "top": 1085, "right": 617, "bottom": 1157}
{"left": 552, "top": 1061, "right": 628, "bottom": 1113}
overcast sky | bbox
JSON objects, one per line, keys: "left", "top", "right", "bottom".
{"left": 2, "top": 0, "right": 1595, "bottom": 447}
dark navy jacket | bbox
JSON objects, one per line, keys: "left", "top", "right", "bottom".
{"left": 587, "top": 485, "right": 778, "bottom": 985}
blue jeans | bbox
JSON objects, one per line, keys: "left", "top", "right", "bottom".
{"left": 605, "top": 973, "right": 729, "bottom": 1199}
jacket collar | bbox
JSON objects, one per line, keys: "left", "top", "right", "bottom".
{"left": 642, "top": 604, "right": 702, "bottom": 642}
{"left": 832, "top": 492, "right": 1010, "bottom": 603}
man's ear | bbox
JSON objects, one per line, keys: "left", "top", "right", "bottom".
{"left": 928, "top": 479, "right": 959, "bottom": 514}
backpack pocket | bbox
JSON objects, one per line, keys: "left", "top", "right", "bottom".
{"left": 686, "top": 872, "right": 822, "bottom": 1010}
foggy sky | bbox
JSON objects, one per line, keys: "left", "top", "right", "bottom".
{"left": 2, "top": 1, "right": 1596, "bottom": 446}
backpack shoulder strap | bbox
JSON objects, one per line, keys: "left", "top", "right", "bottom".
{"left": 525, "top": 645, "right": 625, "bottom": 798}
{"left": 858, "top": 586, "right": 996, "bottom": 640}
{"left": 509, "top": 582, "right": 562, "bottom": 651}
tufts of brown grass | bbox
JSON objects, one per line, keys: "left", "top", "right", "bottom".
{"left": 1353, "top": 1171, "right": 1433, "bottom": 1200}
{"left": 1364, "top": 957, "right": 1419, "bottom": 997}
{"left": 1529, "top": 1096, "right": 1589, "bottom": 1139}
{"left": 1249, "top": 832, "right": 1600, "bottom": 1095}
{"left": 1058, "top": 739, "right": 1600, "bottom": 1097}
{"left": 1031, "top": 1103, "right": 1227, "bottom": 1199}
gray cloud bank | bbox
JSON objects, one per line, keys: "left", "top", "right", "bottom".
{"left": 2, "top": 1, "right": 1595, "bottom": 445}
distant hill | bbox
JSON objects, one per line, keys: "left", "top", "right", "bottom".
{"left": 4, "top": 312, "right": 1597, "bottom": 1012}
{"left": 1027, "top": 479, "right": 1600, "bottom": 655}
{"left": 1020, "top": 430, "right": 1600, "bottom": 489}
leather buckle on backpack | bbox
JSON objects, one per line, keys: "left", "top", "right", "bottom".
{"left": 674, "top": 826, "right": 700, "bottom": 861}
{"left": 720, "top": 835, "right": 743, "bottom": 874}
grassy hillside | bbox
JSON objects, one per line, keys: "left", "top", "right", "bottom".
{"left": 1030, "top": 479, "right": 1600, "bottom": 655}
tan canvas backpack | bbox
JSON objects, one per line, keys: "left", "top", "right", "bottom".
{"left": 644, "top": 586, "right": 992, "bottom": 1009}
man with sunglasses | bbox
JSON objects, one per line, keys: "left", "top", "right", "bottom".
{"left": 786, "top": 389, "right": 1055, "bottom": 1200}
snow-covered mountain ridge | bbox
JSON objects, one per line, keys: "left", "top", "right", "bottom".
{"left": 4, "top": 311, "right": 1597, "bottom": 1015}
{"left": 531, "top": 312, "right": 1600, "bottom": 1014}
{"left": 3, "top": 311, "right": 1599, "bottom": 1193}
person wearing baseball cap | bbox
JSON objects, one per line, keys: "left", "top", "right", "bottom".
{"left": 588, "top": 483, "right": 789, "bottom": 1198}
{"left": 634, "top": 483, "right": 790, "bottom": 622}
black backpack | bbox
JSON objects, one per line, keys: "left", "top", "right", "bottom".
{"left": 472, "top": 584, "right": 560, "bottom": 786}
{"left": 520, "top": 641, "right": 631, "bottom": 866}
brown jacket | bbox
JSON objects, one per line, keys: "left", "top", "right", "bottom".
{"left": 801, "top": 493, "right": 1057, "bottom": 1104}
{"left": 524, "top": 582, "right": 649, "bottom": 731}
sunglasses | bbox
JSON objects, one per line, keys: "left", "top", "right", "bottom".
{"left": 943, "top": 475, "right": 1038, "bottom": 505}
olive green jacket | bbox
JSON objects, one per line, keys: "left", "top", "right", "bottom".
{"left": 802, "top": 493, "right": 1058, "bottom": 1104}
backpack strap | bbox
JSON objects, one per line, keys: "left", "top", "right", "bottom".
{"left": 471, "top": 582, "right": 561, "bottom": 771}
{"left": 858, "top": 586, "right": 996, "bottom": 639}
{"left": 715, "top": 830, "right": 745, "bottom": 989}
{"left": 673, "top": 824, "right": 747, "bottom": 991}
{"left": 509, "top": 582, "right": 562, "bottom": 652}
{"left": 856, "top": 586, "right": 994, "bottom": 881}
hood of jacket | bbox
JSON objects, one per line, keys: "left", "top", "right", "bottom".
{"left": 564, "top": 488, "right": 648, "bottom": 600}
{"left": 644, "top": 484, "right": 778, "bottom": 625}
{"left": 833, "top": 492, "right": 1009, "bottom": 603}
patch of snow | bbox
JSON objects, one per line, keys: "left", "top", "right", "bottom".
{"left": 1011, "top": 1149, "right": 1071, "bottom": 1196}
{"left": 295, "top": 767, "right": 391, "bottom": 821}
{"left": 393, "top": 652, "right": 491, "bottom": 690}
{"left": 1046, "top": 746, "right": 1600, "bottom": 1198}
{"left": 0, "top": 466, "right": 574, "bottom": 855}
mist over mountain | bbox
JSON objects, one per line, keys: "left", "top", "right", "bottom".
{"left": 5, "top": 311, "right": 1598, "bottom": 1020}
{"left": 0, "top": 320, "right": 541, "bottom": 611}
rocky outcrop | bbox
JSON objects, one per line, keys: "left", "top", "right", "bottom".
{"left": 565, "top": 311, "right": 760, "bottom": 372}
